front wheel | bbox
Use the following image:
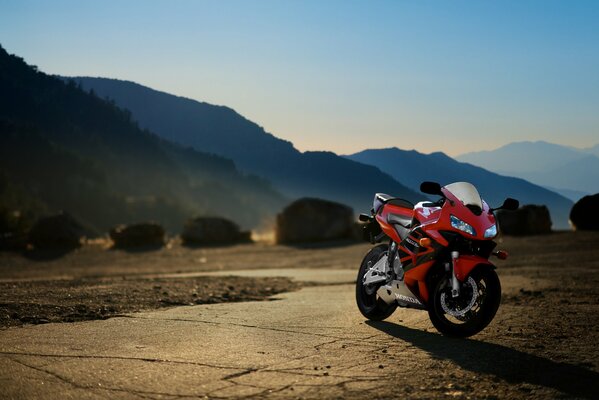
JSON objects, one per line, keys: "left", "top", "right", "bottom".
{"left": 428, "top": 267, "right": 501, "bottom": 337}
{"left": 356, "top": 244, "right": 397, "bottom": 321}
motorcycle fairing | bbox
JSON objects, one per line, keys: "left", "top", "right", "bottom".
{"left": 453, "top": 254, "right": 495, "bottom": 281}
{"left": 398, "top": 227, "right": 444, "bottom": 274}
{"left": 377, "top": 279, "right": 427, "bottom": 310}
{"left": 392, "top": 227, "right": 445, "bottom": 304}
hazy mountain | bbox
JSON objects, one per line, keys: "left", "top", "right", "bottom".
{"left": 456, "top": 141, "right": 599, "bottom": 194}
{"left": 68, "top": 77, "right": 423, "bottom": 211}
{"left": 525, "top": 155, "right": 599, "bottom": 194}
{"left": 543, "top": 186, "right": 589, "bottom": 203}
{"left": 346, "top": 147, "right": 574, "bottom": 229}
{"left": 0, "top": 45, "right": 285, "bottom": 232}
{"left": 584, "top": 143, "right": 599, "bottom": 157}
{"left": 456, "top": 141, "right": 586, "bottom": 174}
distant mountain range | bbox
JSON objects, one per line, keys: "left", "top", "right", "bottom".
{"left": 0, "top": 46, "right": 286, "bottom": 232}
{"left": 0, "top": 45, "right": 583, "bottom": 234}
{"left": 583, "top": 143, "right": 599, "bottom": 157}
{"left": 457, "top": 141, "right": 599, "bottom": 199}
{"left": 346, "top": 148, "right": 573, "bottom": 229}
{"left": 67, "top": 77, "right": 423, "bottom": 212}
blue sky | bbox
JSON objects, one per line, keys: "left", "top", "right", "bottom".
{"left": 1, "top": 0, "right": 598, "bottom": 155}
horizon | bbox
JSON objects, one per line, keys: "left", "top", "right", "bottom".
{"left": 2, "top": 0, "right": 598, "bottom": 156}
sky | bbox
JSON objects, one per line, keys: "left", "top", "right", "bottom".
{"left": 1, "top": 0, "right": 598, "bottom": 156}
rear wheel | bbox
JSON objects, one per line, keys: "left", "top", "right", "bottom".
{"left": 355, "top": 244, "right": 397, "bottom": 320}
{"left": 428, "top": 267, "right": 501, "bottom": 337}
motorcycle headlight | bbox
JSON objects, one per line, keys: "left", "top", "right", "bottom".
{"left": 484, "top": 224, "right": 498, "bottom": 238}
{"left": 450, "top": 215, "right": 476, "bottom": 236}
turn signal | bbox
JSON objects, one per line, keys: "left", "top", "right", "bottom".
{"left": 419, "top": 238, "right": 431, "bottom": 247}
{"left": 494, "top": 250, "right": 509, "bottom": 260}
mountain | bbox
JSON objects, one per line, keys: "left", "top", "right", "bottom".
{"left": 346, "top": 147, "right": 574, "bottom": 229}
{"left": 456, "top": 141, "right": 586, "bottom": 175}
{"left": 68, "top": 77, "right": 423, "bottom": 211}
{"left": 543, "top": 186, "right": 590, "bottom": 203}
{"left": 456, "top": 141, "right": 599, "bottom": 195}
{"left": 583, "top": 143, "right": 599, "bottom": 158}
{"left": 525, "top": 155, "right": 599, "bottom": 195}
{"left": 0, "top": 45, "right": 286, "bottom": 232}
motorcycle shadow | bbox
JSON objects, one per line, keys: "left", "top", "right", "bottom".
{"left": 366, "top": 320, "right": 598, "bottom": 399}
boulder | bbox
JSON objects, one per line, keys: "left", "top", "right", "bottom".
{"left": 110, "top": 222, "right": 165, "bottom": 248}
{"left": 570, "top": 194, "right": 599, "bottom": 231}
{"left": 0, "top": 210, "right": 29, "bottom": 251}
{"left": 496, "top": 205, "right": 552, "bottom": 236}
{"left": 181, "top": 217, "right": 250, "bottom": 245}
{"left": 28, "top": 212, "right": 86, "bottom": 249}
{"left": 0, "top": 231, "right": 28, "bottom": 251}
{"left": 276, "top": 198, "right": 354, "bottom": 244}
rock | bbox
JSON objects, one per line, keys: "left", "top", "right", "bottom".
{"left": 181, "top": 217, "right": 250, "bottom": 245}
{"left": 28, "top": 212, "right": 86, "bottom": 249}
{"left": 496, "top": 205, "right": 552, "bottom": 236}
{"left": 570, "top": 194, "right": 599, "bottom": 231}
{"left": 0, "top": 210, "right": 30, "bottom": 251}
{"left": 276, "top": 198, "right": 354, "bottom": 244}
{"left": 0, "top": 231, "right": 28, "bottom": 251}
{"left": 110, "top": 222, "right": 165, "bottom": 248}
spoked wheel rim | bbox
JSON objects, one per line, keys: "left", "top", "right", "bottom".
{"left": 429, "top": 268, "right": 501, "bottom": 337}
{"left": 438, "top": 273, "right": 489, "bottom": 325}
{"left": 356, "top": 244, "right": 397, "bottom": 321}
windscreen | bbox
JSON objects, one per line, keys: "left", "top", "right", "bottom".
{"left": 444, "top": 182, "right": 483, "bottom": 208}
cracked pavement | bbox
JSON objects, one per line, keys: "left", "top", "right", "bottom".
{"left": 0, "top": 273, "right": 405, "bottom": 399}
{"left": 2, "top": 245, "right": 599, "bottom": 399}
{"left": 0, "top": 271, "right": 599, "bottom": 399}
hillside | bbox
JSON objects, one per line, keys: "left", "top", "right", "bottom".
{"left": 346, "top": 147, "right": 574, "bottom": 229}
{"left": 68, "top": 77, "right": 423, "bottom": 210}
{"left": 0, "top": 46, "right": 285, "bottom": 232}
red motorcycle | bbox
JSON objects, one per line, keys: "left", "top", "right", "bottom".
{"left": 356, "top": 181, "right": 518, "bottom": 337}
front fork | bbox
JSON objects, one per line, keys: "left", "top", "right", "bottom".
{"left": 450, "top": 251, "right": 460, "bottom": 297}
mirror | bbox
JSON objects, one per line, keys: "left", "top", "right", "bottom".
{"left": 502, "top": 198, "right": 519, "bottom": 211}
{"left": 420, "top": 181, "right": 442, "bottom": 195}
{"left": 358, "top": 213, "right": 371, "bottom": 222}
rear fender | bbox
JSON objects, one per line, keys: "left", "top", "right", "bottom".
{"left": 454, "top": 255, "right": 495, "bottom": 281}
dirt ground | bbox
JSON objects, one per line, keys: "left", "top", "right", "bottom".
{"left": 0, "top": 240, "right": 363, "bottom": 329}
{"left": 0, "top": 276, "right": 300, "bottom": 328}
{"left": 0, "top": 231, "right": 598, "bottom": 399}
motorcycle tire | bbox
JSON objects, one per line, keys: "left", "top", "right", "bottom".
{"left": 428, "top": 267, "right": 501, "bottom": 338}
{"left": 356, "top": 244, "right": 397, "bottom": 321}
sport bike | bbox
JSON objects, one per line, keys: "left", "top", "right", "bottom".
{"left": 356, "top": 181, "right": 518, "bottom": 337}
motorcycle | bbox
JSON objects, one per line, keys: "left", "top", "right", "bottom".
{"left": 356, "top": 181, "right": 519, "bottom": 337}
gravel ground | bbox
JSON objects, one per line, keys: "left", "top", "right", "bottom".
{"left": 0, "top": 276, "right": 301, "bottom": 328}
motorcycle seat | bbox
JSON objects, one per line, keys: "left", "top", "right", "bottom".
{"left": 373, "top": 193, "right": 414, "bottom": 214}
{"left": 386, "top": 213, "right": 412, "bottom": 240}
{"left": 387, "top": 213, "right": 412, "bottom": 229}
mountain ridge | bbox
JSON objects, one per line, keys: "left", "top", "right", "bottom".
{"left": 0, "top": 45, "right": 286, "bottom": 231}
{"left": 69, "top": 76, "right": 424, "bottom": 211}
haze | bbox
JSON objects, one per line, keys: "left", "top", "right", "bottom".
{"left": 2, "top": 0, "right": 597, "bottom": 156}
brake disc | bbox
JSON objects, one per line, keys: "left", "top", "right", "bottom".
{"left": 440, "top": 276, "right": 478, "bottom": 318}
